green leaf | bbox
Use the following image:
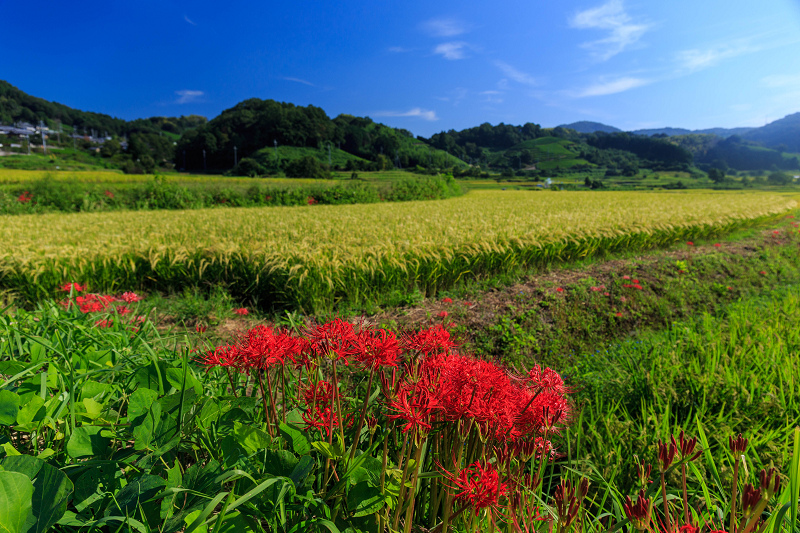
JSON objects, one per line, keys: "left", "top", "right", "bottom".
{"left": 346, "top": 481, "right": 386, "bottom": 517}
{"left": 128, "top": 389, "right": 161, "bottom": 450}
{"left": 232, "top": 422, "right": 272, "bottom": 454}
{"left": 127, "top": 388, "right": 159, "bottom": 421}
{"left": 0, "top": 443, "right": 20, "bottom": 457}
{"left": 15, "top": 397, "right": 45, "bottom": 427}
{"left": 29, "top": 463, "right": 73, "bottom": 533}
{"left": 0, "top": 391, "right": 20, "bottom": 426}
{"left": 289, "top": 455, "right": 315, "bottom": 488}
{"left": 66, "top": 426, "right": 110, "bottom": 459}
{"left": 263, "top": 450, "right": 299, "bottom": 479}
{"left": 312, "top": 439, "right": 344, "bottom": 460}
{"left": 80, "top": 398, "right": 104, "bottom": 420}
{"left": 279, "top": 422, "right": 311, "bottom": 455}
{"left": 0, "top": 471, "right": 35, "bottom": 533}
{"left": 112, "top": 474, "right": 166, "bottom": 516}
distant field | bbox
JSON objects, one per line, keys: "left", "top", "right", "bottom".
{"left": 0, "top": 189, "right": 792, "bottom": 311}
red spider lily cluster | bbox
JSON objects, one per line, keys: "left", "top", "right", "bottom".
{"left": 306, "top": 196, "right": 317, "bottom": 205}
{"left": 59, "top": 286, "right": 146, "bottom": 328}
{"left": 233, "top": 307, "right": 249, "bottom": 315}
{"left": 104, "top": 190, "right": 114, "bottom": 199}
{"left": 17, "top": 191, "right": 33, "bottom": 203}
{"left": 198, "top": 318, "right": 573, "bottom": 529}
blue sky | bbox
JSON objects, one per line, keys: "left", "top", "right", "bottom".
{"left": 3, "top": 0, "right": 800, "bottom": 136}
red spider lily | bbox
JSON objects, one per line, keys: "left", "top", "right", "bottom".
{"left": 463, "top": 301, "right": 472, "bottom": 306}
{"left": 772, "top": 230, "right": 780, "bottom": 234}
{"left": 615, "top": 312, "right": 624, "bottom": 317}
{"left": 678, "top": 524, "right": 699, "bottom": 533}
{"left": 74, "top": 294, "right": 116, "bottom": 313}
{"left": 686, "top": 241, "right": 694, "bottom": 246}
{"left": 238, "top": 325, "right": 303, "bottom": 370}
{"left": 727, "top": 286, "right": 733, "bottom": 291}
{"left": 401, "top": 324, "right": 457, "bottom": 355}
{"left": 302, "top": 405, "right": 340, "bottom": 437}
{"left": 60, "top": 282, "right": 86, "bottom": 292}
{"left": 623, "top": 489, "right": 652, "bottom": 531}
{"left": 442, "top": 297, "right": 453, "bottom": 303}
{"left": 120, "top": 291, "right": 143, "bottom": 303}
{"left": 197, "top": 344, "right": 243, "bottom": 370}
{"left": 438, "top": 310, "right": 449, "bottom": 318}
{"left": 104, "top": 190, "right": 114, "bottom": 199}
{"left": 18, "top": 191, "right": 32, "bottom": 203}
{"left": 196, "top": 324, "right": 208, "bottom": 333}
{"left": 526, "top": 364, "right": 566, "bottom": 393}
{"left": 714, "top": 243, "right": 722, "bottom": 247}
{"left": 633, "top": 279, "right": 640, "bottom": 283}
{"left": 553, "top": 478, "right": 589, "bottom": 531}
{"left": 387, "top": 385, "right": 439, "bottom": 433}
{"left": 658, "top": 436, "right": 678, "bottom": 472}
{"left": 555, "top": 287, "right": 565, "bottom": 292}
{"left": 301, "top": 380, "right": 335, "bottom": 407}
{"left": 233, "top": 307, "right": 249, "bottom": 315}
{"left": 729, "top": 433, "right": 748, "bottom": 453}
{"left": 677, "top": 429, "right": 702, "bottom": 461}
{"left": 307, "top": 196, "right": 317, "bottom": 205}
{"left": 445, "top": 461, "right": 508, "bottom": 516}
{"left": 759, "top": 271, "right": 767, "bottom": 275}
{"left": 622, "top": 275, "right": 631, "bottom": 280}
{"left": 351, "top": 328, "right": 401, "bottom": 370}
{"left": 115, "top": 305, "right": 132, "bottom": 315}
{"left": 94, "top": 319, "right": 113, "bottom": 328}
{"left": 590, "top": 285, "right": 606, "bottom": 291}
{"left": 306, "top": 318, "right": 357, "bottom": 363}
{"left": 603, "top": 292, "right": 610, "bottom": 296}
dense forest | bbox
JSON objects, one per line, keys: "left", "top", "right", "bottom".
{"left": 1, "top": 79, "right": 799, "bottom": 176}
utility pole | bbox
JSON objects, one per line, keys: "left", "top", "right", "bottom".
{"left": 203, "top": 149, "right": 207, "bottom": 172}
{"left": 234, "top": 146, "right": 238, "bottom": 167}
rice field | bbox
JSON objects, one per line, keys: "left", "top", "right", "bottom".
{"left": 0, "top": 190, "right": 794, "bottom": 311}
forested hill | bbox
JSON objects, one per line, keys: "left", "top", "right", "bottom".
{"left": 0, "top": 80, "right": 206, "bottom": 138}
{"left": 175, "top": 99, "right": 466, "bottom": 173}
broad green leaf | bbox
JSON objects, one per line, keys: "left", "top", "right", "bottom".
{"left": 66, "top": 426, "right": 110, "bottom": 459}
{"left": 346, "top": 480, "right": 386, "bottom": 517}
{"left": 0, "top": 390, "right": 20, "bottom": 426}
{"left": 127, "top": 388, "right": 158, "bottom": 421}
{"left": 289, "top": 455, "right": 315, "bottom": 488}
{"left": 166, "top": 367, "right": 202, "bottom": 396}
{"left": 15, "top": 397, "right": 45, "bottom": 426}
{"left": 232, "top": 422, "right": 272, "bottom": 454}
{"left": 29, "top": 463, "right": 73, "bottom": 533}
{"left": 0, "top": 443, "right": 20, "bottom": 457}
{"left": 0, "top": 456, "right": 43, "bottom": 481}
{"left": 0, "top": 471, "right": 35, "bottom": 533}
{"left": 264, "top": 449, "right": 299, "bottom": 479}
{"left": 279, "top": 422, "right": 311, "bottom": 455}
{"left": 80, "top": 398, "right": 104, "bottom": 420}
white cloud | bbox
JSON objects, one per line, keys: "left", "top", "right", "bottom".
{"left": 433, "top": 42, "right": 468, "bottom": 60}
{"left": 421, "top": 18, "right": 468, "bottom": 37}
{"left": 175, "top": 90, "right": 204, "bottom": 104}
{"left": 494, "top": 61, "right": 538, "bottom": 86}
{"left": 676, "top": 43, "right": 757, "bottom": 72}
{"left": 760, "top": 74, "right": 800, "bottom": 88}
{"left": 574, "top": 77, "right": 649, "bottom": 97}
{"left": 569, "top": 0, "right": 649, "bottom": 61}
{"left": 184, "top": 15, "right": 196, "bottom": 26}
{"left": 388, "top": 46, "right": 411, "bottom": 53}
{"left": 374, "top": 108, "right": 439, "bottom": 121}
{"left": 282, "top": 77, "right": 315, "bottom": 86}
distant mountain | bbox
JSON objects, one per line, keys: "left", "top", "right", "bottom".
{"left": 742, "top": 112, "right": 800, "bottom": 152}
{"left": 630, "top": 127, "right": 754, "bottom": 137}
{"left": 559, "top": 121, "right": 621, "bottom": 134}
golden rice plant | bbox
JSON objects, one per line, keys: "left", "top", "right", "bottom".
{"left": 0, "top": 190, "right": 793, "bottom": 311}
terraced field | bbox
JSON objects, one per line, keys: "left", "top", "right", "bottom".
{"left": 0, "top": 190, "right": 793, "bottom": 311}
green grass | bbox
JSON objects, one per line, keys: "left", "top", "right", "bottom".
{"left": 251, "top": 144, "right": 368, "bottom": 168}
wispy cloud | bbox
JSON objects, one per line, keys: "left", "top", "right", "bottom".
{"left": 281, "top": 77, "right": 315, "bottom": 86}
{"left": 434, "top": 42, "right": 468, "bottom": 60}
{"left": 175, "top": 90, "right": 204, "bottom": 104}
{"left": 374, "top": 108, "right": 439, "bottom": 121}
{"left": 388, "top": 46, "right": 411, "bottom": 53}
{"left": 569, "top": 0, "right": 649, "bottom": 61}
{"left": 421, "top": 18, "right": 468, "bottom": 37}
{"left": 761, "top": 74, "right": 800, "bottom": 88}
{"left": 494, "top": 61, "right": 538, "bottom": 86}
{"left": 676, "top": 43, "right": 758, "bottom": 72}
{"left": 183, "top": 15, "right": 196, "bottom": 26}
{"left": 574, "top": 76, "right": 649, "bottom": 97}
